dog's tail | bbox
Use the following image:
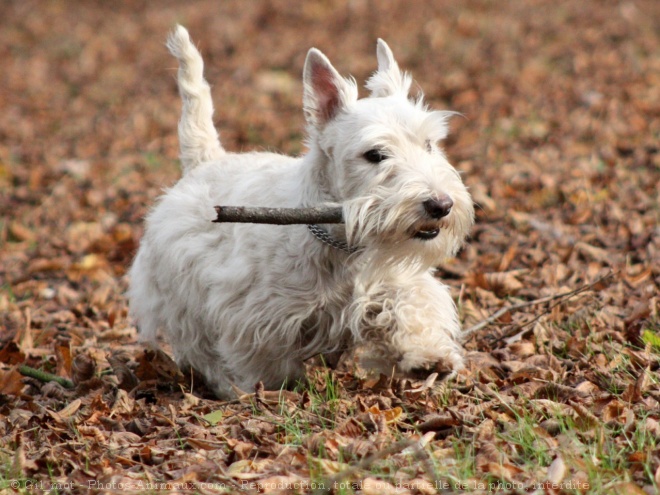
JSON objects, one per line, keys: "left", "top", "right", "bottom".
{"left": 167, "top": 25, "right": 225, "bottom": 174}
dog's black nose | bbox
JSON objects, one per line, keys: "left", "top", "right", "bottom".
{"left": 423, "top": 196, "right": 453, "bottom": 219}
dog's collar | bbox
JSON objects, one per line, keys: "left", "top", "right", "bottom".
{"left": 307, "top": 224, "right": 358, "bottom": 254}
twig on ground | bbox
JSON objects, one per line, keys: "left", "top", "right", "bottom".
{"left": 463, "top": 271, "right": 614, "bottom": 338}
{"left": 19, "top": 365, "right": 75, "bottom": 389}
{"left": 213, "top": 205, "right": 344, "bottom": 225}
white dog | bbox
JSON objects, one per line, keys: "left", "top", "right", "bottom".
{"left": 128, "top": 26, "right": 474, "bottom": 398}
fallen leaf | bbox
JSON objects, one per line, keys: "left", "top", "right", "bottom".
{"left": 610, "top": 482, "right": 647, "bottom": 494}
{"left": 0, "top": 366, "right": 25, "bottom": 396}
{"left": 546, "top": 456, "right": 566, "bottom": 484}
{"left": 362, "top": 477, "right": 411, "bottom": 495}
{"left": 202, "top": 409, "right": 224, "bottom": 426}
{"left": 48, "top": 398, "right": 82, "bottom": 423}
{"left": 367, "top": 405, "right": 404, "bottom": 424}
{"left": 466, "top": 271, "right": 524, "bottom": 296}
{"left": 0, "top": 342, "right": 25, "bottom": 365}
{"left": 227, "top": 439, "right": 255, "bottom": 460}
{"left": 54, "top": 340, "right": 72, "bottom": 378}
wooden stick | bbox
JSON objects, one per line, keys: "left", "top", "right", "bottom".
{"left": 213, "top": 205, "right": 344, "bottom": 225}
{"left": 463, "top": 271, "right": 613, "bottom": 338}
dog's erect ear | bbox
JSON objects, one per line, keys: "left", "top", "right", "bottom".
{"left": 376, "top": 38, "right": 397, "bottom": 74}
{"left": 303, "top": 49, "right": 356, "bottom": 129}
{"left": 366, "top": 39, "right": 412, "bottom": 98}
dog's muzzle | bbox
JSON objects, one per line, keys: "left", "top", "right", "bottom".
{"left": 413, "top": 196, "right": 453, "bottom": 240}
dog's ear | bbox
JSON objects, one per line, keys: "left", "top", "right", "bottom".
{"left": 376, "top": 38, "right": 398, "bottom": 74}
{"left": 303, "top": 49, "right": 356, "bottom": 128}
{"left": 366, "top": 39, "right": 412, "bottom": 98}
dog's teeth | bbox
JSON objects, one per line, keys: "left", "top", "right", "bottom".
{"left": 414, "top": 228, "right": 440, "bottom": 240}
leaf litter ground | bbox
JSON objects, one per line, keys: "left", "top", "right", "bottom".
{"left": 0, "top": 1, "right": 659, "bottom": 494}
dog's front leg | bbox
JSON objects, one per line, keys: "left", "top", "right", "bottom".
{"left": 351, "top": 272, "right": 464, "bottom": 378}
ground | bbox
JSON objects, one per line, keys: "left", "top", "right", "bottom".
{"left": 1, "top": 1, "right": 659, "bottom": 494}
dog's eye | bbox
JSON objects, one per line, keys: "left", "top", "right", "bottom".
{"left": 363, "top": 149, "right": 387, "bottom": 164}
{"left": 425, "top": 140, "right": 433, "bottom": 153}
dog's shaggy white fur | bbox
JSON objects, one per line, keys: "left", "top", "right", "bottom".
{"left": 129, "top": 26, "right": 474, "bottom": 398}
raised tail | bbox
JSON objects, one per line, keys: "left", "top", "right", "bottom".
{"left": 167, "top": 25, "right": 224, "bottom": 174}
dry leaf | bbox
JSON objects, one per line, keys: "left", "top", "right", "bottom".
{"left": 402, "top": 431, "right": 436, "bottom": 454}
{"left": 0, "top": 366, "right": 25, "bottom": 396}
{"left": 546, "top": 456, "right": 566, "bottom": 483}
{"left": 135, "top": 348, "right": 183, "bottom": 383}
{"left": 54, "top": 341, "right": 72, "bottom": 378}
{"left": 48, "top": 398, "right": 82, "bottom": 423}
{"left": 71, "top": 353, "right": 96, "bottom": 384}
{"left": 483, "top": 462, "right": 523, "bottom": 482}
{"left": 362, "top": 477, "right": 411, "bottom": 495}
{"left": 610, "top": 482, "right": 647, "bottom": 494}
{"left": 0, "top": 342, "right": 25, "bottom": 366}
{"left": 466, "top": 271, "right": 524, "bottom": 296}
{"left": 367, "top": 405, "right": 404, "bottom": 424}
{"left": 227, "top": 439, "right": 254, "bottom": 460}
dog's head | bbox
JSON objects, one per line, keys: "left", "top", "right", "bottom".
{"left": 302, "top": 40, "right": 474, "bottom": 265}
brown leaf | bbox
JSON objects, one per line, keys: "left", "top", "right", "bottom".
{"left": 27, "top": 257, "right": 68, "bottom": 274}
{"left": 610, "top": 482, "right": 647, "bottom": 494}
{"left": 258, "top": 475, "right": 307, "bottom": 494}
{"left": 624, "top": 265, "right": 653, "bottom": 287}
{"left": 8, "top": 222, "right": 35, "bottom": 242}
{"left": 508, "top": 341, "right": 536, "bottom": 358}
{"left": 306, "top": 432, "right": 342, "bottom": 459}
{"left": 343, "top": 438, "right": 378, "bottom": 459}
{"left": 227, "top": 439, "right": 255, "bottom": 460}
{"left": 111, "top": 389, "right": 135, "bottom": 415}
{"left": 643, "top": 417, "right": 660, "bottom": 437}
{"left": 71, "top": 353, "right": 96, "bottom": 384}
{"left": 54, "top": 340, "right": 72, "bottom": 379}
{"left": 336, "top": 417, "right": 367, "bottom": 438}
{"left": 0, "top": 342, "right": 25, "bottom": 365}
{"left": 135, "top": 348, "right": 183, "bottom": 383}
{"left": 466, "top": 271, "right": 524, "bottom": 296}
{"left": 362, "top": 477, "right": 411, "bottom": 495}
{"left": 310, "top": 458, "right": 347, "bottom": 475}
{"left": 258, "top": 388, "right": 300, "bottom": 406}
{"left": 41, "top": 381, "right": 70, "bottom": 400}
{"left": 403, "top": 371, "right": 438, "bottom": 399}
{"left": 66, "top": 254, "right": 112, "bottom": 283}
{"left": 602, "top": 399, "right": 629, "bottom": 424}
{"left": 401, "top": 431, "right": 436, "bottom": 454}
{"left": 367, "top": 405, "right": 404, "bottom": 424}
{"left": 108, "top": 350, "right": 138, "bottom": 391}
{"left": 570, "top": 401, "right": 600, "bottom": 430}
{"left": 77, "top": 425, "right": 106, "bottom": 442}
{"left": 0, "top": 366, "right": 25, "bottom": 396}
{"left": 47, "top": 398, "right": 82, "bottom": 423}
{"left": 476, "top": 419, "right": 497, "bottom": 441}
{"left": 417, "top": 414, "right": 461, "bottom": 433}
{"left": 575, "top": 241, "right": 611, "bottom": 264}
{"left": 498, "top": 244, "right": 518, "bottom": 272}
{"left": 475, "top": 442, "right": 503, "bottom": 471}
{"left": 482, "top": 462, "right": 523, "bottom": 482}
{"left": 186, "top": 437, "right": 226, "bottom": 451}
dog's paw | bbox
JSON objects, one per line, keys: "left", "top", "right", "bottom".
{"left": 402, "top": 348, "right": 464, "bottom": 381}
